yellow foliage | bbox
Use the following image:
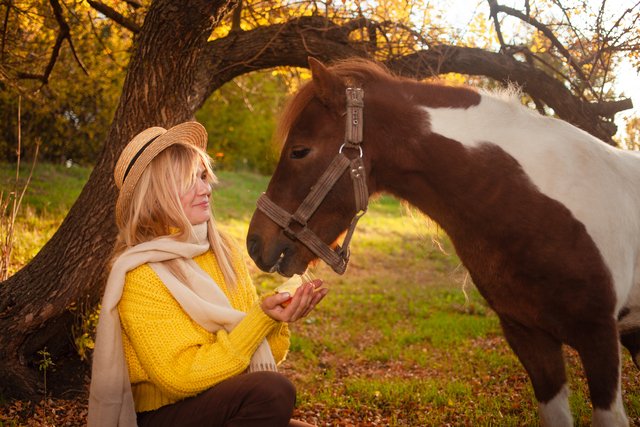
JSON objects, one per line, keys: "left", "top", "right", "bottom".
{"left": 529, "top": 32, "right": 549, "bottom": 54}
{"left": 624, "top": 115, "right": 640, "bottom": 150}
{"left": 437, "top": 73, "right": 469, "bottom": 86}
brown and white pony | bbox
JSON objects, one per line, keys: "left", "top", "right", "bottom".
{"left": 246, "top": 57, "right": 640, "bottom": 426}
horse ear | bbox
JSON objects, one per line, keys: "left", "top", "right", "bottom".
{"left": 308, "top": 57, "right": 343, "bottom": 110}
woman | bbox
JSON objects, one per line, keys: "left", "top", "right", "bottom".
{"left": 88, "top": 122, "right": 327, "bottom": 427}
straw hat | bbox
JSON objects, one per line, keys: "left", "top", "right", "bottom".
{"left": 114, "top": 121, "right": 208, "bottom": 223}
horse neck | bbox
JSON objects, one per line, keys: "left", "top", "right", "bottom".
{"left": 364, "top": 81, "right": 483, "bottom": 227}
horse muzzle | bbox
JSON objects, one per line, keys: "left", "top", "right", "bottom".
{"left": 246, "top": 228, "right": 312, "bottom": 276}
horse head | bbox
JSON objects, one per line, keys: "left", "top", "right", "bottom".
{"left": 246, "top": 58, "right": 373, "bottom": 276}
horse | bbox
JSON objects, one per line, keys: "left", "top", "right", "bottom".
{"left": 246, "top": 57, "right": 640, "bottom": 426}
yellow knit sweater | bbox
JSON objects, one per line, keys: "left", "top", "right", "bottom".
{"left": 118, "top": 247, "right": 290, "bottom": 413}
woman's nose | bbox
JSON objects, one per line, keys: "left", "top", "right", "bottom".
{"left": 197, "top": 179, "right": 211, "bottom": 195}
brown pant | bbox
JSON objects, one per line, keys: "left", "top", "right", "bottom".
{"left": 137, "top": 371, "right": 296, "bottom": 427}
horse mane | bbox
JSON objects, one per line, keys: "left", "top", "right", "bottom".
{"left": 275, "top": 58, "right": 525, "bottom": 145}
{"left": 479, "top": 82, "right": 523, "bottom": 106}
{"left": 480, "top": 84, "right": 544, "bottom": 120}
{"left": 275, "top": 58, "right": 399, "bottom": 145}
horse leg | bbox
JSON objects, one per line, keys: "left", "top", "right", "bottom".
{"left": 573, "top": 325, "right": 628, "bottom": 427}
{"left": 499, "top": 317, "right": 572, "bottom": 427}
{"left": 618, "top": 279, "right": 640, "bottom": 369}
{"left": 621, "top": 328, "right": 640, "bottom": 369}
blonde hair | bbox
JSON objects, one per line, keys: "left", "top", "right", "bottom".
{"left": 113, "top": 143, "right": 237, "bottom": 287}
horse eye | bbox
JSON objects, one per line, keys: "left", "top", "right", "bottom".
{"left": 290, "top": 147, "right": 311, "bottom": 159}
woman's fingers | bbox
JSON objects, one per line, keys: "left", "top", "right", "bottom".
{"left": 291, "top": 283, "right": 314, "bottom": 320}
{"left": 294, "top": 283, "right": 328, "bottom": 320}
{"left": 302, "top": 287, "right": 328, "bottom": 318}
{"left": 265, "top": 278, "right": 328, "bottom": 322}
{"left": 309, "top": 278, "right": 323, "bottom": 289}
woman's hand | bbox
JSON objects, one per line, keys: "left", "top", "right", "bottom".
{"left": 261, "top": 279, "right": 328, "bottom": 322}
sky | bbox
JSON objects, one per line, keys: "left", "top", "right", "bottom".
{"left": 615, "top": 60, "right": 640, "bottom": 137}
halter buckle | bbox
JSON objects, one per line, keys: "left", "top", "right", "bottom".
{"left": 339, "top": 143, "right": 363, "bottom": 157}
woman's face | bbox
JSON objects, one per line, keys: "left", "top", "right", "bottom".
{"left": 180, "top": 164, "right": 212, "bottom": 225}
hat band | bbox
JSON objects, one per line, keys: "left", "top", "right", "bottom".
{"left": 122, "top": 134, "right": 161, "bottom": 182}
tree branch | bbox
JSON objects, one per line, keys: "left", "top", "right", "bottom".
{"left": 196, "top": 15, "right": 632, "bottom": 144}
{"left": 16, "top": 0, "right": 88, "bottom": 83}
{"left": 487, "top": 0, "right": 507, "bottom": 52}
{"left": 197, "top": 15, "right": 361, "bottom": 96}
{"left": 87, "top": 0, "right": 140, "bottom": 33}
{"left": 123, "top": 0, "right": 142, "bottom": 9}
{"left": 194, "top": 15, "right": 632, "bottom": 144}
{"left": 385, "top": 47, "right": 629, "bottom": 143}
{"left": 488, "top": 0, "right": 592, "bottom": 94}
{"left": 230, "top": 0, "right": 242, "bottom": 32}
{"left": 591, "top": 98, "right": 634, "bottom": 117}
{"left": 51, "top": 0, "right": 88, "bottom": 76}
{"left": 1, "top": 2, "right": 10, "bottom": 62}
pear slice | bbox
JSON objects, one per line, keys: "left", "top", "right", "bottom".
{"left": 274, "top": 275, "right": 304, "bottom": 306}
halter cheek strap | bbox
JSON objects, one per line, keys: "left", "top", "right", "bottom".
{"left": 256, "top": 87, "right": 368, "bottom": 275}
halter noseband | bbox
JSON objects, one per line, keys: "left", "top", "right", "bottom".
{"left": 256, "top": 87, "right": 368, "bottom": 274}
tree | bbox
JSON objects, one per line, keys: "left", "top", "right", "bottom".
{"left": 195, "top": 70, "right": 290, "bottom": 173}
{"left": 0, "top": 0, "right": 638, "bottom": 398}
{"left": 0, "top": 0, "right": 132, "bottom": 162}
{"left": 624, "top": 115, "right": 640, "bottom": 150}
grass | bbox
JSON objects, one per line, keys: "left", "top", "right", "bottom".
{"left": 2, "top": 163, "right": 640, "bottom": 426}
{"left": 0, "top": 162, "right": 92, "bottom": 277}
{"left": 0, "top": 162, "right": 91, "bottom": 215}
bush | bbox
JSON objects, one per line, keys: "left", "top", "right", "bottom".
{"left": 196, "top": 70, "right": 292, "bottom": 175}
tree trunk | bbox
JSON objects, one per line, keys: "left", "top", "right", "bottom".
{"left": 0, "top": 0, "right": 234, "bottom": 399}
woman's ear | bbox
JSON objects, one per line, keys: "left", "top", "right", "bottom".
{"left": 308, "top": 57, "right": 344, "bottom": 112}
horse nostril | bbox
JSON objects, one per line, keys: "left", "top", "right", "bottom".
{"left": 246, "top": 235, "right": 261, "bottom": 260}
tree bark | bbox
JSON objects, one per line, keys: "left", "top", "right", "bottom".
{"left": 0, "top": 7, "right": 632, "bottom": 399}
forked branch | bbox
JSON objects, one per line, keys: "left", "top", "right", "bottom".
{"left": 487, "top": 0, "right": 591, "bottom": 92}
{"left": 16, "top": 0, "right": 88, "bottom": 83}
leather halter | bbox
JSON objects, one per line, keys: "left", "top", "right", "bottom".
{"left": 256, "top": 87, "right": 369, "bottom": 274}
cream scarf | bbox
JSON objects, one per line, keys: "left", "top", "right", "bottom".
{"left": 88, "top": 223, "right": 276, "bottom": 427}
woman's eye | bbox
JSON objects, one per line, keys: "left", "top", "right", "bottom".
{"left": 290, "top": 147, "right": 311, "bottom": 159}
